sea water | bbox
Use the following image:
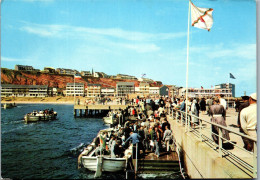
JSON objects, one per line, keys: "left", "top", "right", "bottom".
{"left": 1, "top": 103, "right": 182, "bottom": 179}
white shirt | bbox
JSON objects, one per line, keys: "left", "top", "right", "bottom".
{"left": 219, "top": 98, "right": 227, "bottom": 109}
{"left": 240, "top": 103, "right": 257, "bottom": 135}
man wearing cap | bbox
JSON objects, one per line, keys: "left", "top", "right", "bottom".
{"left": 240, "top": 93, "right": 257, "bottom": 151}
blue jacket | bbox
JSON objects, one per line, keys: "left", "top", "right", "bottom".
{"left": 180, "top": 101, "right": 186, "bottom": 112}
{"left": 124, "top": 133, "right": 141, "bottom": 145}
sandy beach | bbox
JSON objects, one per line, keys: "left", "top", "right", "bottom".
{"left": 1, "top": 97, "right": 79, "bottom": 104}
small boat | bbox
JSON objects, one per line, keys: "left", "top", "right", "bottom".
{"left": 3, "top": 103, "right": 16, "bottom": 109}
{"left": 78, "top": 128, "right": 131, "bottom": 178}
{"left": 24, "top": 109, "right": 57, "bottom": 123}
{"left": 103, "top": 111, "right": 119, "bottom": 125}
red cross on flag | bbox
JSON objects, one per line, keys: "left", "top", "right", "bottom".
{"left": 191, "top": 1, "right": 213, "bottom": 31}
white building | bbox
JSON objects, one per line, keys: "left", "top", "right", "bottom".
{"left": 149, "top": 87, "right": 160, "bottom": 95}
{"left": 66, "top": 83, "right": 85, "bottom": 96}
{"left": 86, "top": 84, "right": 101, "bottom": 97}
{"left": 1, "top": 84, "right": 48, "bottom": 97}
{"left": 179, "top": 87, "right": 233, "bottom": 98}
{"left": 101, "top": 87, "right": 115, "bottom": 97}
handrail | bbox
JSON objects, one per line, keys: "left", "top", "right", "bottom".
{"left": 171, "top": 109, "right": 257, "bottom": 178}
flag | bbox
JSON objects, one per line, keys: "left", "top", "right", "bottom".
{"left": 211, "top": 85, "right": 213, "bottom": 88}
{"left": 201, "top": 86, "right": 203, "bottom": 89}
{"left": 74, "top": 74, "right": 82, "bottom": 79}
{"left": 230, "top": 73, "right": 236, "bottom": 79}
{"left": 100, "top": 135, "right": 106, "bottom": 149}
{"left": 191, "top": 1, "right": 214, "bottom": 31}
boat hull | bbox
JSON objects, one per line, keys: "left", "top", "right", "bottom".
{"left": 81, "top": 156, "right": 126, "bottom": 172}
{"left": 24, "top": 113, "right": 57, "bottom": 123}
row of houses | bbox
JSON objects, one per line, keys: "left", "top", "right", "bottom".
{"left": 1, "top": 82, "right": 235, "bottom": 98}
{"left": 14, "top": 65, "right": 140, "bottom": 80}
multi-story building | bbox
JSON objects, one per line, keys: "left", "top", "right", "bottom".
{"left": 101, "top": 87, "right": 115, "bottom": 97}
{"left": 116, "top": 74, "right": 137, "bottom": 80}
{"left": 215, "top": 83, "right": 235, "bottom": 97}
{"left": 139, "top": 82, "right": 150, "bottom": 96}
{"left": 56, "top": 68, "right": 79, "bottom": 75}
{"left": 43, "top": 67, "right": 56, "bottom": 73}
{"left": 1, "top": 84, "right": 48, "bottom": 97}
{"left": 66, "top": 83, "right": 85, "bottom": 96}
{"left": 116, "top": 82, "right": 135, "bottom": 97}
{"left": 160, "top": 85, "right": 170, "bottom": 96}
{"left": 81, "top": 71, "right": 92, "bottom": 77}
{"left": 86, "top": 84, "right": 101, "bottom": 97}
{"left": 15, "top": 65, "right": 35, "bottom": 71}
{"left": 149, "top": 87, "right": 160, "bottom": 95}
{"left": 179, "top": 86, "right": 233, "bottom": 98}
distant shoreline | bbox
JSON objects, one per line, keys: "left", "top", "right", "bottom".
{"left": 1, "top": 97, "right": 79, "bottom": 105}
{"left": 1, "top": 101, "right": 74, "bottom": 105}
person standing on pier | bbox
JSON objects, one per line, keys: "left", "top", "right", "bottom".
{"left": 163, "top": 125, "right": 172, "bottom": 153}
{"left": 123, "top": 131, "right": 142, "bottom": 159}
{"left": 209, "top": 98, "right": 230, "bottom": 145}
{"left": 199, "top": 98, "right": 206, "bottom": 114}
{"left": 191, "top": 99, "right": 200, "bottom": 128}
{"left": 218, "top": 94, "right": 227, "bottom": 110}
{"left": 240, "top": 93, "right": 257, "bottom": 151}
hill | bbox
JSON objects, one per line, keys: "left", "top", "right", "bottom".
{"left": 1, "top": 68, "right": 140, "bottom": 88}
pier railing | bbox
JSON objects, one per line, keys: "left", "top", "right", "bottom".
{"left": 171, "top": 109, "right": 257, "bottom": 178}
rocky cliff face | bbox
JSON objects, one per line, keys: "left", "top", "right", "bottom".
{"left": 1, "top": 69, "right": 139, "bottom": 88}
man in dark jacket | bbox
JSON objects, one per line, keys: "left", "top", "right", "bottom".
{"left": 237, "top": 96, "right": 250, "bottom": 128}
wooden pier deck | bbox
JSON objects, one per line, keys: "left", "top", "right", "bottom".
{"left": 74, "top": 104, "right": 129, "bottom": 110}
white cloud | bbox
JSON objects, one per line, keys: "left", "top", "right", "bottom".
{"left": 19, "top": 22, "right": 186, "bottom": 53}
{"left": 1, "top": 56, "right": 34, "bottom": 62}
{"left": 190, "top": 43, "right": 256, "bottom": 60}
{"left": 19, "top": 22, "right": 186, "bottom": 41}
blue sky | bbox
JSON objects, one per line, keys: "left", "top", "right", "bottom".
{"left": 1, "top": 0, "right": 256, "bottom": 97}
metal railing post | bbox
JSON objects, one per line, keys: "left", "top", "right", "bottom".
{"left": 176, "top": 110, "right": 178, "bottom": 122}
{"left": 253, "top": 141, "right": 257, "bottom": 178}
{"left": 200, "top": 119, "right": 202, "bottom": 141}
{"left": 188, "top": 114, "right": 191, "bottom": 131}
{"left": 218, "top": 128, "right": 223, "bottom": 157}
{"left": 185, "top": 112, "right": 188, "bottom": 132}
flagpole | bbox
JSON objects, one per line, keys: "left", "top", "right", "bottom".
{"left": 74, "top": 74, "right": 76, "bottom": 105}
{"left": 185, "top": 0, "right": 191, "bottom": 132}
{"left": 227, "top": 74, "right": 229, "bottom": 109}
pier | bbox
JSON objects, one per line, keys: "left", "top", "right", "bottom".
{"left": 73, "top": 104, "right": 129, "bottom": 117}
{"left": 168, "top": 108, "right": 257, "bottom": 178}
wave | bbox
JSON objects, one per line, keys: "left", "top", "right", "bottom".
{"left": 65, "top": 143, "right": 88, "bottom": 157}
{"left": 2, "top": 120, "right": 23, "bottom": 125}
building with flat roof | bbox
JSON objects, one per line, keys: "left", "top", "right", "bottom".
{"left": 1, "top": 84, "right": 48, "bottom": 97}
{"left": 215, "top": 83, "right": 235, "bottom": 97}
{"left": 101, "top": 87, "right": 115, "bottom": 97}
{"left": 139, "top": 82, "right": 150, "bottom": 96}
{"left": 81, "top": 71, "right": 92, "bottom": 77}
{"left": 116, "top": 74, "right": 137, "bottom": 80}
{"left": 86, "top": 84, "right": 101, "bottom": 97}
{"left": 66, "top": 83, "right": 85, "bottom": 96}
{"left": 15, "top": 65, "right": 35, "bottom": 71}
{"left": 56, "top": 68, "right": 79, "bottom": 75}
{"left": 179, "top": 86, "right": 233, "bottom": 98}
{"left": 116, "top": 82, "right": 135, "bottom": 97}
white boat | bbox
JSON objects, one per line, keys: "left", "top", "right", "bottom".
{"left": 102, "top": 111, "right": 119, "bottom": 125}
{"left": 24, "top": 110, "right": 57, "bottom": 123}
{"left": 78, "top": 128, "right": 132, "bottom": 177}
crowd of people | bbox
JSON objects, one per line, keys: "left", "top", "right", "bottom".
{"left": 87, "top": 92, "right": 257, "bottom": 160}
